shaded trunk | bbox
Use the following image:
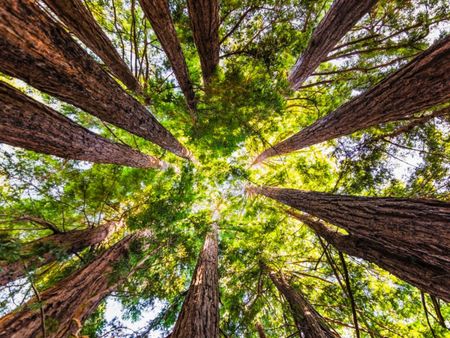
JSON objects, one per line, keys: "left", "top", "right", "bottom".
{"left": 253, "top": 187, "right": 450, "bottom": 292}
{"left": 0, "top": 221, "right": 122, "bottom": 287}
{"left": 255, "top": 36, "right": 450, "bottom": 163}
{"left": 255, "top": 322, "right": 267, "bottom": 338}
{"left": 42, "top": 0, "right": 141, "bottom": 92}
{"left": 264, "top": 265, "right": 339, "bottom": 338}
{"left": 288, "top": 0, "right": 377, "bottom": 89}
{"left": 289, "top": 211, "right": 450, "bottom": 302}
{"left": 0, "top": 0, "right": 191, "bottom": 160}
{"left": 0, "top": 82, "right": 168, "bottom": 169}
{"left": 0, "top": 231, "right": 151, "bottom": 338}
{"left": 170, "top": 223, "right": 219, "bottom": 338}
{"left": 187, "top": 0, "right": 219, "bottom": 84}
{"left": 139, "top": 0, "right": 196, "bottom": 111}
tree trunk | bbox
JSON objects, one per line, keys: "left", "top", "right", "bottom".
{"left": 0, "top": 231, "right": 150, "bottom": 338}
{"left": 139, "top": 0, "right": 197, "bottom": 111}
{"left": 170, "top": 223, "right": 219, "bottom": 338}
{"left": 263, "top": 265, "right": 339, "bottom": 338}
{"left": 0, "top": 221, "right": 122, "bottom": 287}
{"left": 252, "top": 187, "right": 450, "bottom": 284}
{"left": 289, "top": 211, "right": 450, "bottom": 302}
{"left": 0, "top": 0, "right": 191, "bottom": 160}
{"left": 255, "top": 36, "right": 450, "bottom": 163}
{"left": 0, "top": 82, "right": 168, "bottom": 169}
{"left": 187, "top": 0, "right": 219, "bottom": 85}
{"left": 288, "top": 0, "right": 377, "bottom": 89}
{"left": 255, "top": 322, "right": 267, "bottom": 338}
{"left": 42, "top": 0, "right": 140, "bottom": 93}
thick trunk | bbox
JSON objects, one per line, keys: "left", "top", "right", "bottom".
{"left": 0, "top": 221, "right": 122, "bottom": 287}
{"left": 42, "top": 0, "right": 141, "bottom": 92}
{"left": 170, "top": 223, "right": 219, "bottom": 338}
{"left": 255, "top": 36, "right": 450, "bottom": 163}
{"left": 139, "top": 0, "right": 196, "bottom": 110}
{"left": 0, "top": 0, "right": 191, "bottom": 160}
{"left": 264, "top": 266, "right": 339, "bottom": 338}
{"left": 0, "top": 82, "right": 168, "bottom": 169}
{"left": 253, "top": 187, "right": 450, "bottom": 281}
{"left": 0, "top": 231, "right": 147, "bottom": 338}
{"left": 288, "top": 0, "right": 377, "bottom": 89}
{"left": 187, "top": 0, "right": 219, "bottom": 84}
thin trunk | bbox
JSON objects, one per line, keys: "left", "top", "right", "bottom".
{"left": 263, "top": 264, "right": 339, "bottom": 338}
{"left": 0, "top": 82, "right": 168, "bottom": 169}
{"left": 42, "top": 0, "right": 141, "bottom": 93}
{"left": 0, "top": 0, "right": 191, "bottom": 160}
{"left": 0, "top": 221, "right": 122, "bottom": 287}
{"left": 187, "top": 0, "right": 220, "bottom": 84}
{"left": 139, "top": 0, "right": 196, "bottom": 111}
{"left": 170, "top": 223, "right": 219, "bottom": 338}
{"left": 289, "top": 0, "right": 377, "bottom": 89}
{"left": 255, "top": 322, "right": 267, "bottom": 338}
{"left": 255, "top": 36, "right": 450, "bottom": 163}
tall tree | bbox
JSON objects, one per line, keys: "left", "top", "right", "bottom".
{"left": 169, "top": 223, "right": 219, "bottom": 338}
{"left": 42, "top": 0, "right": 141, "bottom": 93}
{"left": 0, "top": 82, "right": 168, "bottom": 169}
{"left": 0, "top": 0, "right": 191, "bottom": 160}
{"left": 262, "top": 264, "right": 339, "bottom": 338}
{"left": 0, "top": 220, "right": 122, "bottom": 287}
{"left": 139, "top": 0, "right": 197, "bottom": 111}
{"left": 187, "top": 0, "right": 220, "bottom": 84}
{"left": 288, "top": 0, "right": 378, "bottom": 89}
{"left": 254, "top": 36, "right": 450, "bottom": 163}
{"left": 288, "top": 211, "right": 450, "bottom": 301}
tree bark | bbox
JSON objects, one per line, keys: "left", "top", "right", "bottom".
{"left": 0, "top": 82, "right": 168, "bottom": 169}
{"left": 42, "top": 0, "right": 141, "bottom": 93}
{"left": 288, "top": 0, "right": 377, "bottom": 90}
{"left": 187, "top": 0, "right": 219, "bottom": 85}
{"left": 170, "top": 223, "right": 219, "bottom": 338}
{"left": 255, "top": 36, "right": 450, "bottom": 163}
{"left": 288, "top": 211, "right": 450, "bottom": 302}
{"left": 139, "top": 0, "right": 196, "bottom": 111}
{"left": 255, "top": 322, "right": 267, "bottom": 338}
{"left": 0, "top": 221, "right": 122, "bottom": 287}
{"left": 0, "top": 231, "right": 151, "bottom": 338}
{"left": 263, "top": 264, "right": 339, "bottom": 338}
{"left": 0, "top": 0, "right": 191, "bottom": 160}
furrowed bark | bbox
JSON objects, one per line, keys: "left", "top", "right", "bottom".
{"left": 0, "top": 221, "right": 122, "bottom": 287}
{"left": 253, "top": 187, "right": 450, "bottom": 281}
{"left": 170, "top": 223, "right": 219, "bottom": 338}
{"left": 289, "top": 211, "right": 450, "bottom": 303}
{"left": 187, "top": 0, "right": 220, "bottom": 84}
{"left": 288, "top": 0, "right": 377, "bottom": 89}
{"left": 0, "top": 0, "right": 191, "bottom": 160}
{"left": 139, "top": 0, "right": 196, "bottom": 110}
{"left": 263, "top": 264, "right": 339, "bottom": 338}
{"left": 42, "top": 0, "right": 141, "bottom": 93}
{"left": 255, "top": 36, "right": 450, "bottom": 163}
{"left": 0, "top": 82, "right": 168, "bottom": 169}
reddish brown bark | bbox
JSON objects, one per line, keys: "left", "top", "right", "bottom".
{"left": 0, "top": 82, "right": 168, "bottom": 169}
{"left": 288, "top": 0, "right": 377, "bottom": 89}
{"left": 288, "top": 211, "right": 450, "bottom": 302}
{"left": 255, "top": 322, "right": 267, "bottom": 338}
{"left": 0, "top": 0, "right": 191, "bottom": 160}
{"left": 255, "top": 36, "right": 450, "bottom": 163}
{"left": 139, "top": 0, "right": 196, "bottom": 110}
{"left": 0, "top": 221, "right": 122, "bottom": 287}
{"left": 42, "top": 0, "right": 141, "bottom": 92}
{"left": 263, "top": 264, "right": 339, "bottom": 338}
{"left": 187, "top": 0, "right": 220, "bottom": 84}
{"left": 170, "top": 224, "right": 219, "bottom": 338}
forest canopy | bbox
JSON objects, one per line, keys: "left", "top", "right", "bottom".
{"left": 0, "top": 0, "right": 449, "bottom": 337}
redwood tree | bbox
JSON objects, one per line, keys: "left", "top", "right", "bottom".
{"left": 0, "top": 0, "right": 191, "bottom": 160}
{"left": 169, "top": 223, "right": 219, "bottom": 338}
{"left": 255, "top": 36, "right": 450, "bottom": 163}
{"left": 0, "top": 82, "right": 168, "bottom": 169}
{"left": 288, "top": 0, "right": 378, "bottom": 89}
